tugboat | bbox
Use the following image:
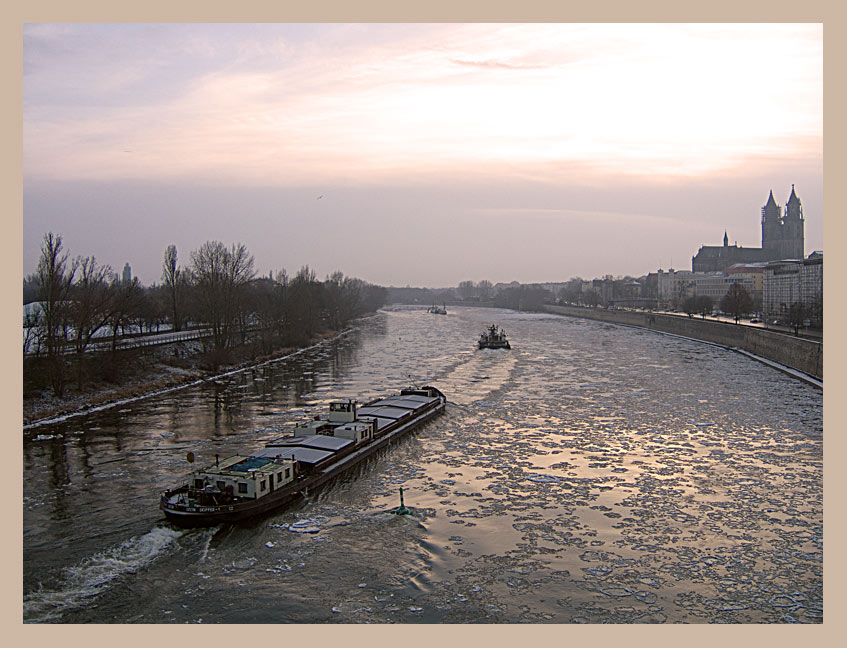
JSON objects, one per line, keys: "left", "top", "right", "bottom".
{"left": 427, "top": 304, "right": 447, "bottom": 315}
{"left": 478, "top": 324, "right": 510, "bottom": 349}
{"left": 160, "top": 385, "right": 446, "bottom": 526}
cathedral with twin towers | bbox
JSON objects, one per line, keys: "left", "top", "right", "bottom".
{"left": 692, "top": 185, "right": 805, "bottom": 272}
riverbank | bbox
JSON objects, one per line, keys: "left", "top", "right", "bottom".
{"left": 22, "top": 331, "right": 346, "bottom": 429}
{"left": 543, "top": 304, "right": 823, "bottom": 382}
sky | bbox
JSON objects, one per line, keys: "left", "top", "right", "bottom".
{"left": 22, "top": 23, "right": 823, "bottom": 288}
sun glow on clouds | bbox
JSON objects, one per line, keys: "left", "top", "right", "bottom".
{"left": 24, "top": 23, "right": 821, "bottom": 185}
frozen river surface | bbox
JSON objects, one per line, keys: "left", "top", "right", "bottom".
{"left": 22, "top": 306, "right": 823, "bottom": 623}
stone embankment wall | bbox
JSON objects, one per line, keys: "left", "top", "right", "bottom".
{"left": 543, "top": 304, "right": 822, "bottom": 380}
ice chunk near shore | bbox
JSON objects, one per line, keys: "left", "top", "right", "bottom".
{"left": 287, "top": 525, "right": 320, "bottom": 534}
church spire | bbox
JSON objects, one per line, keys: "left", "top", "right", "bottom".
{"left": 762, "top": 189, "right": 782, "bottom": 251}
{"left": 784, "top": 182, "right": 803, "bottom": 232}
{"left": 787, "top": 183, "right": 800, "bottom": 206}
{"left": 723, "top": 231, "right": 729, "bottom": 247}
{"left": 765, "top": 189, "right": 778, "bottom": 208}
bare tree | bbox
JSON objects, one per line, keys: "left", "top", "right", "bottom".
{"left": 161, "top": 244, "right": 185, "bottom": 332}
{"left": 23, "top": 272, "right": 40, "bottom": 304}
{"left": 494, "top": 285, "right": 552, "bottom": 311}
{"left": 105, "top": 277, "right": 144, "bottom": 350}
{"left": 248, "top": 273, "right": 287, "bottom": 354}
{"left": 682, "top": 295, "right": 698, "bottom": 318}
{"left": 288, "top": 265, "right": 321, "bottom": 342}
{"left": 358, "top": 280, "right": 387, "bottom": 314}
{"left": 477, "top": 279, "right": 493, "bottom": 302}
{"left": 696, "top": 295, "right": 713, "bottom": 319}
{"left": 23, "top": 275, "right": 43, "bottom": 355}
{"left": 190, "top": 241, "right": 255, "bottom": 352}
{"left": 457, "top": 280, "right": 475, "bottom": 301}
{"left": 787, "top": 302, "right": 807, "bottom": 336}
{"left": 68, "top": 256, "right": 115, "bottom": 355}
{"left": 23, "top": 305, "right": 42, "bottom": 357}
{"left": 324, "top": 271, "right": 360, "bottom": 330}
{"left": 36, "top": 233, "right": 77, "bottom": 396}
{"left": 272, "top": 269, "right": 290, "bottom": 344}
{"left": 557, "top": 278, "right": 584, "bottom": 305}
{"left": 582, "top": 288, "right": 601, "bottom": 308}
{"left": 66, "top": 257, "right": 121, "bottom": 389}
{"left": 720, "top": 283, "right": 754, "bottom": 323}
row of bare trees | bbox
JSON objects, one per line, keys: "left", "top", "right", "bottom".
{"left": 456, "top": 279, "right": 494, "bottom": 302}
{"left": 25, "top": 232, "right": 386, "bottom": 396}
{"left": 24, "top": 233, "right": 146, "bottom": 395}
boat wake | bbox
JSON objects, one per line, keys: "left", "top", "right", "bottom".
{"left": 23, "top": 526, "right": 184, "bottom": 623}
{"left": 435, "top": 349, "right": 517, "bottom": 406}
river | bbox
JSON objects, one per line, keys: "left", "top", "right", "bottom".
{"left": 22, "top": 306, "right": 823, "bottom": 623}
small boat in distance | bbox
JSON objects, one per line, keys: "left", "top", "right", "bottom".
{"left": 160, "top": 386, "right": 446, "bottom": 526}
{"left": 427, "top": 304, "right": 447, "bottom": 314}
{"left": 478, "top": 324, "right": 510, "bottom": 349}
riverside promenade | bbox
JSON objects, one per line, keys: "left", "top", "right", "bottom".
{"left": 543, "top": 304, "right": 822, "bottom": 382}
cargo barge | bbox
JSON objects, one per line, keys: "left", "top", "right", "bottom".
{"left": 160, "top": 386, "right": 446, "bottom": 526}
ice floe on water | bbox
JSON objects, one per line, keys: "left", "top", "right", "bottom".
{"left": 22, "top": 307, "right": 823, "bottom": 623}
{"left": 284, "top": 525, "right": 320, "bottom": 534}
{"left": 270, "top": 515, "right": 333, "bottom": 535}
{"left": 525, "top": 473, "right": 561, "bottom": 483}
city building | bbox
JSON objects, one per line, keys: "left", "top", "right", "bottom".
{"left": 762, "top": 252, "right": 822, "bottom": 327}
{"left": 592, "top": 277, "right": 614, "bottom": 305}
{"left": 657, "top": 268, "right": 693, "bottom": 305}
{"left": 723, "top": 263, "right": 766, "bottom": 311}
{"left": 659, "top": 265, "right": 764, "bottom": 313}
{"left": 800, "top": 252, "right": 823, "bottom": 305}
{"left": 800, "top": 252, "right": 823, "bottom": 328}
{"left": 693, "top": 273, "right": 756, "bottom": 308}
{"left": 763, "top": 259, "right": 802, "bottom": 324}
{"left": 692, "top": 186, "right": 805, "bottom": 272}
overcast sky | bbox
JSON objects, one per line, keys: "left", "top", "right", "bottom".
{"left": 23, "top": 23, "right": 823, "bottom": 288}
